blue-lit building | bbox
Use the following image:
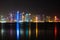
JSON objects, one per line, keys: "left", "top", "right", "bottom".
{"left": 19, "top": 13, "right": 22, "bottom": 22}
{"left": 15, "top": 11, "right": 22, "bottom": 22}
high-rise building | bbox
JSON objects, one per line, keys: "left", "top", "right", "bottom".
{"left": 9, "top": 13, "right": 13, "bottom": 22}
{"left": 25, "top": 13, "right": 31, "bottom": 22}
{"left": 22, "top": 12, "right": 25, "bottom": 22}
{"left": 19, "top": 13, "right": 22, "bottom": 22}
{"left": 46, "top": 16, "right": 51, "bottom": 22}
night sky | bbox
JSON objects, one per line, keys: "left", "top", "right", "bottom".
{"left": 0, "top": 0, "right": 60, "bottom": 17}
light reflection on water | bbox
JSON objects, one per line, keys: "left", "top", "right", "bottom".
{"left": 0, "top": 22, "right": 60, "bottom": 40}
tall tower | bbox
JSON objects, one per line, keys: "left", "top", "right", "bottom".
{"left": 16, "top": 11, "right": 20, "bottom": 40}
{"left": 22, "top": 12, "right": 25, "bottom": 22}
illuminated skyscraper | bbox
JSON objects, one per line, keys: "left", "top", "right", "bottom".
{"left": 22, "top": 12, "right": 25, "bottom": 22}
{"left": 16, "top": 11, "right": 20, "bottom": 40}
{"left": 1, "top": 16, "right": 4, "bottom": 20}
{"left": 54, "top": 16, "right": 59, "bottom": 22}
{"left": 9, "top": 13, "right": 13, "bottom": 22}
{"left": 25, "top": 13, "right": 31, "bottom": 22}
{"left": 19, "top": 13, "right": 22, "bottom": 22}
{"left": 46, "top": 16, "right": 51, "bottom": 22}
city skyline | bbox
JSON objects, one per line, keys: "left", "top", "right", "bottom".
{"left": 0, "top": 11, "right": 60, "bottom": 23}
{"left": 0, "top": 0, "right": 60, "bottom": 40}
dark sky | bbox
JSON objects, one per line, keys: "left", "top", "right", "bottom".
{"left": 0, "top": 0, "right": 60, "bottom": 17}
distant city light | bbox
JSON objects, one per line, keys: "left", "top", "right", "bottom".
{"left": 36, "top": 16, "right": 38, "bottom": 22}
{"left": 0, "top": 21, "right": 6, "bottom": 23}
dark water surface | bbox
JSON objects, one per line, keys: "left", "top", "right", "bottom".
{"left": 0, "top": 22, "right": 60, "bottom": 40}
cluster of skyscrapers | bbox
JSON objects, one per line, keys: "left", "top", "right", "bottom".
{"left": 0, "top": 11, "right": 60, "bottom": 23}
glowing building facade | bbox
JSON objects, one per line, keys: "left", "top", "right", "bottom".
{"left": 25, "top": 13, "right": 30, "bottom": 22}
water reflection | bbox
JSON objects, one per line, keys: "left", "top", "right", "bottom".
{"left": 0, "top": 22, "right": 59, "bottom": 40}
